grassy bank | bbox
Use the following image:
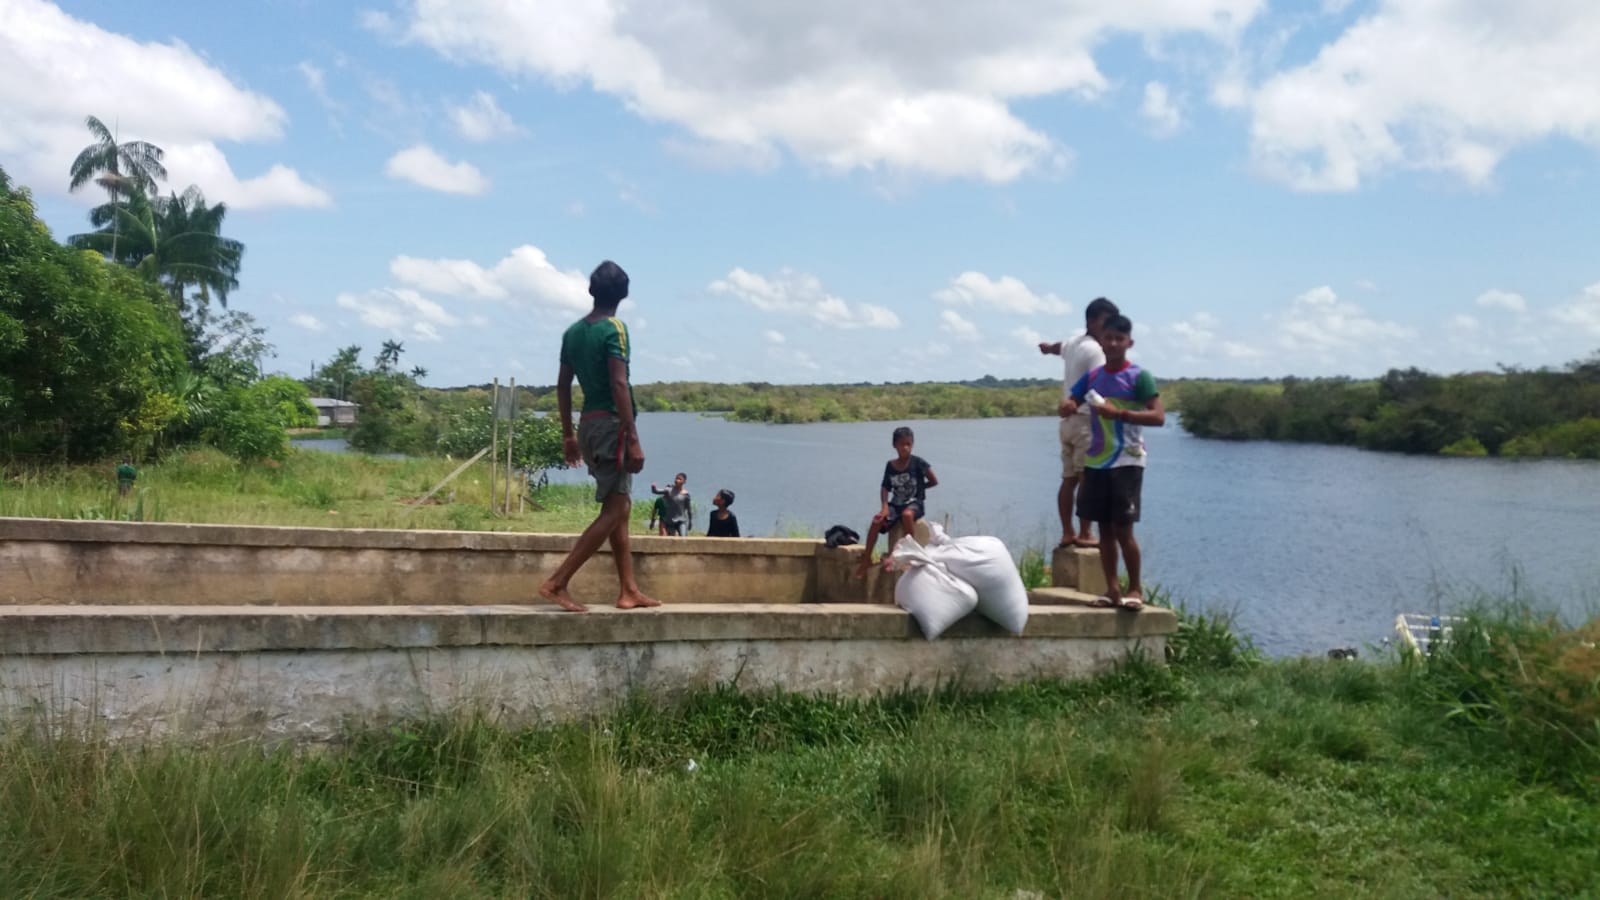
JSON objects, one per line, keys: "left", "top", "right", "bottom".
{"left": 2, "top": 610, "right": 1595, "bottom": 898}
{"left": 0, "top": 447, "right": 620, "bottom": 533}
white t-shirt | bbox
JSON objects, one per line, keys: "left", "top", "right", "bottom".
{"left": 1062, "top": 331, "right": 1105, "bottom": 414}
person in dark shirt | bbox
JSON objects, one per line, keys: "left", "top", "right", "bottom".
{"left": 854, "top": 426, "right": 938, "bottom": 577}
{"left": 115, "top": 457, "right": 138, "bottom": 497}
{"left": 707, "top": 489, "right": 740, "bottom": 537}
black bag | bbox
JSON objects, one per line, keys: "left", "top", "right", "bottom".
{"left": 824, "top": 525, "right": 860, "bottom": 548}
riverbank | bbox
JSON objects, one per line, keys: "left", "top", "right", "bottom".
{"left": 0, "top": 446, "right": 616, "bottom": 533}
{"left": 2, "top": 609, "right": 1594, "bottom": 897}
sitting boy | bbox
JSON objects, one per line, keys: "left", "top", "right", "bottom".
{"left": 854, "top": 426, "right": 938, "bottom": 577}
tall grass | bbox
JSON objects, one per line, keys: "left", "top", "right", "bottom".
{"left": 0, "top": 447, "right": 610, "bottom": 533}
{"left": 3, "top": 608, "right": 1598, "bottom": 897}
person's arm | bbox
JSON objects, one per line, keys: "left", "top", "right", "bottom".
{"left": 556, "top": 363, "right": 579, "bottom": 466}
{"left": 1060, "top": 372, "right": 1091, "bottom": 417}
{"left": 730, "top": 514, "right": 740, "bottom": 538}
{"left": 607, "top": 355, "right": 644, "bottom": 473}
{"left": 923, "top": 465, "right": 938, "bottom": 490}
{"left": 1118, "top": 371, "right": 1165, "bottom": 427}
{"left": 1038, "top": 341, "right": 1063, "bottom": 355}
{"left": 686, "top": 494, "right": 694, "bottom": 530}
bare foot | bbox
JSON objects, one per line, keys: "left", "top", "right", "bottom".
{"left": 538, "top": 581, "right": 588, "bottom": 613}
{"left": 1073, "top": 535, "right": 1099, "bottom": 548}
{"left": 616, "top": 588, "right": 661, "bottom": 609}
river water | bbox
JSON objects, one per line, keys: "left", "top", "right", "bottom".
{"left": 296, "top": 413, "right": 1600, "bottom": 655}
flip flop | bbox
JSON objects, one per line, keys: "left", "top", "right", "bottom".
{"left": 1091, "top": 595, "right": 1117, "bottom": 608}
{"left": 1118, "top": 597, "right": 1144, "bottom": 610}
{"left": 1072, "top": 538, "right": 1100, "bottom": 548}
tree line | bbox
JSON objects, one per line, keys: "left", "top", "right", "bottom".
{"left": 1178, "top": 361, "right": 1600, "bottom": 458}
{"left": 1, "top": 117, "right": 314, "bottom": 464}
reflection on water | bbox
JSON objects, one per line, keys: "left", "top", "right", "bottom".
{"left": 297, "top": 414, "right": 1600, "bottom": 655}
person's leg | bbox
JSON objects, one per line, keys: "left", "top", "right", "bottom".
{"left": 854, "top": 513, "right": 887, "bottom": 577}
{"left": 607, "top": 504, "right": 659, "bottom": 609}
{"left": 1075, "top": 481, "right": 1096, "bottom": 546}
{"left": 1119, "top": 524, "right": 1143, "bottom": 603}
{"left": 539, "top": 493, "right": 632, "bottom": 612}
{"left": 1057, "top": 475, "right": 1077, "bottom": 546}
{"left": 1097, "top": 520, "right": 1122, "bottom": 605}
{"left": 1066, "top": 416, "right": 1097, "bottom": 546}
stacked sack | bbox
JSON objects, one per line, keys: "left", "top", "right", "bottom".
{"left": 887, "top": 522, "right": 1029, "bottom": 639}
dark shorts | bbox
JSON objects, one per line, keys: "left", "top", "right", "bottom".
{"left": 578, "top": 414, "right": 631, "bottom": 502}
{"left": 878, "top": 500, "right": 925, "bottom": 525}
{"left": 1078, "top": 467, "right": 1143, "bottom": 524}
{"left": 663, "top": 519, "right": 686, "bottom": 536}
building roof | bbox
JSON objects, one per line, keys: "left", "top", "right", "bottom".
{"left": 306, "top": 398, "right": 360, "bottom": 408}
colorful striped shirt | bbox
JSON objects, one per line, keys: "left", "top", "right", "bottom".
{"left": 1070, "top": 362, "right": 1159, "bottom": 469}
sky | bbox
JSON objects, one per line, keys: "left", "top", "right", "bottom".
{"left": 4, "top": 0, "right": 1600, "bottom": 387}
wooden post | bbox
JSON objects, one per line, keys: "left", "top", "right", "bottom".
{"left": 490, "top": 378, "right": 500, "bottom": 514}
{"left": 505, "top": 377, "right": 517, "bottom": 513}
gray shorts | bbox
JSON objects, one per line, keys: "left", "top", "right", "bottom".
{"left": 578, "top": 414, "right": 631, "bottom": 502}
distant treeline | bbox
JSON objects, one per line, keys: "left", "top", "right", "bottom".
{"left": 445, "top": 377, "right": 1213, "bottom": 425}
{"left": 1179, "top": 357, "right": 1600, "bottom": 458}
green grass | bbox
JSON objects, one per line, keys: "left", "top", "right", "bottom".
{"left": 0, "top": 447, "right": 650, "bottom": 533}
{"left": 2, "top": 611, "right": 1595, "bottom": 898}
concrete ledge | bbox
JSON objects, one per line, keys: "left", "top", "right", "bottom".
{"left": 0, "top": 604, "right": 1175, "bottom": 743}
{"left": 0, "top": 603, "right": 1175, "bottom": 655}
{"left": 0, "top": 517, "right": 815, "bottom": 556}
{"left": 0, "top": 517, "right": 827, "bottom": 606}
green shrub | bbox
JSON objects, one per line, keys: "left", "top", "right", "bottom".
{"left": 1440, "top": 435, "right": 1488, "bottom": 456}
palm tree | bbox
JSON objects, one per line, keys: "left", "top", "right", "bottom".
{"left": 376, "top": 340, "right": 405, "bottom": 373}
{"left": 68, "top": 115, "right": 167, "bottom": 259}
{"left": 70, "top": 185, "right": 243, "bottom": 315}
{"left": 409, "top": 365, "right": 429, "bottom": 381}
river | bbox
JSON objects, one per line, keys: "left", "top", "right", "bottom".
{"left": 296, "top": 413, "right": 1600, "bottom": 655}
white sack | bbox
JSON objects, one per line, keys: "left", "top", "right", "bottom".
{"left": 922, "top": 523, "right": 1029, "bottom": 634}
{"left": 889, "top": 534, "right": 978, "bottom": 640}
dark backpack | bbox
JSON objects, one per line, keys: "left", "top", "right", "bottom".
{"left": 824, "top": 525, "right": 860, "bottom": 548}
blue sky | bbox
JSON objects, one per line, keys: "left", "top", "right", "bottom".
{"left": 4, "top": 0, "right": 1599, "bottom": 387}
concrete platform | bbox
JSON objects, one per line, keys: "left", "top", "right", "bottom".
{"left": 0, "top": 603, "right": 1176, "bottom": 743}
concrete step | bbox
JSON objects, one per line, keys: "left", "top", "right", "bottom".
{"left": 1050, "top": 544, "right": 1108, "bottom": 595}
{"left": 1028, "top": 586, "right": 1102, "bottom": 606}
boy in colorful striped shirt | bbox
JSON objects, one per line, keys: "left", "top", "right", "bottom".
{"left": 1060, "top": 314, "right": 1166, "bottom": 609}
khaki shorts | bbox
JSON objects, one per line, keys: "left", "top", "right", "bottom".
{"left": 1059, "top": 414, "right": 1092, "bottom": 478}
{"left": 578, "top": 414, "right": 632, "bottom": 502}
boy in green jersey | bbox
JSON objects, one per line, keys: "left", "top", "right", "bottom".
{"left": 538, "top": 260, "right": 659, "bottom": 613}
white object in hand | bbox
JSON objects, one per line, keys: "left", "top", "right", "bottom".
{"left": 1084, "top": 389, "right": 1104, "bottom": 406}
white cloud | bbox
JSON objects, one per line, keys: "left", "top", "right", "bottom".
{"left": 0, "top": 0, "right": 325, "bottom": 209}
{"left": 165, "top": 143, "right": 332, "bottom": 210}
{"left": 762, "top": 329, "right": 787, "bottom": 345}
{"left": 940, "top": 310, "right": 981, "bottom": 341}
{"left": 935, "top": 271, "right": 1072, "bottom": 315}
{"left": 1448, "top": 314, "right": 1480, "bottom": 333}
{"left": 394, "top": 0, "right": 1263, "bottom": 183}
{"left": 709, "top": 268, "right": 900, "bottom": 330}
{"left": 336, "top": 288, "right": 459, "bottom": 341}
{"left": 384, "top": 144, "right": 490, "bottom": 195}
{"left": 1274, "top": 285, "right": 1412, "bottom": 357}
{"left": 1164, "top": 311, "right": 1262, "bottom": 361}
{"left": 288, "top": 312, "right": 325, "bottom": 332}
{"left": 1247, "top": 2, "right": 1600, "bottom": 190}
{"left": 1475, "top": 289, "right": 1527, "bottom": 313}
{"left": 1011, "top": 325, "right": 1044, "bottom": 348}
{"left": 1140, "top": 81, "right": 1183, "bottom": 136}
{"left": 1552, "top": 283, "right": 1600, "bottom": 338}
{"left": 389, "top": 245, "right": 591, "bottom": 313}
{"left": 449, "top": 91, "right": 523, "bottom": 141}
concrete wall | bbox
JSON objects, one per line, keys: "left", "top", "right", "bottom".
{"left": 0, "top": 518, "right": 839, "bottom": 607}
{"left": 0, "top": 603, "right": 1176, "bottom": 742}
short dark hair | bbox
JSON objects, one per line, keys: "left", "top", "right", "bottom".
{"left": 1085, "top": 297, "right": 1119, "bottom": 326}
{"left": 891, "top": 426, "right": 914, "bottom": 443}
{"left": 1102, "top": 314, "right": 1133, "bottom": 336}
{"left": 676, "top": 471, "right": 687, "bottom": 480}
{"left": 717, "top": 489, "right": 735, "bottom": 507}
{"left": 589, "top": 260, "right": 629, "bottom": 307}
